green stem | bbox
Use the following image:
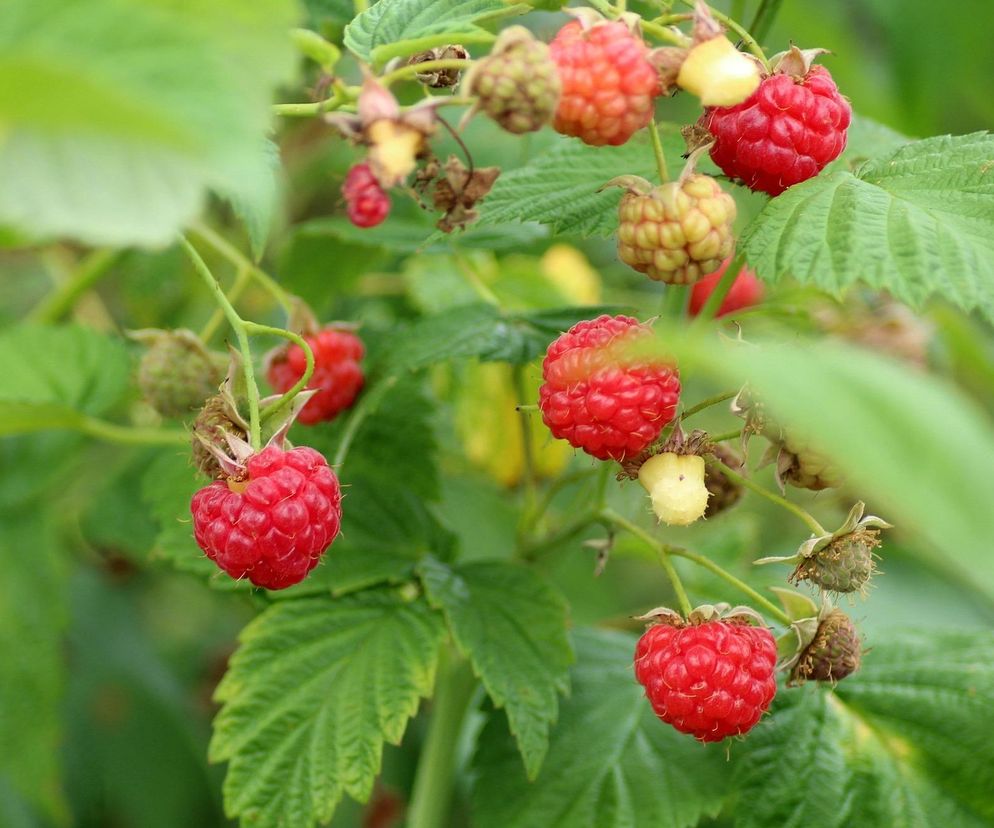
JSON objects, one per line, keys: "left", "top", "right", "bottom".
{"left": 660, "top": 285, "right": 687, "bottom": 317}
{"left": 245, "top": 322, "right": 315, "bottom": 422}
{"left": 407, "top": 649, "right": 477, "bottom": 828}
{"left": 709, "top": 457, "right": 826, "bottom": 535}
{"left": 29, "top": 249, "right": 120, "bottom": 323}
{"left": 709, "top": 428, "right": 743, "bottom": 442}
{"left": 647, "top": 119, "right": 670, "bottom": 184}
{"left": 639, "top": 18, "right": 692, "bottom": 47}
{"left": 379, "top": 58, "right": 473, "bottom": 87}
{"left": 180, "top": 236, "right": 262, "bottom": 450}
{"left": 512, "top": 364, "right": 538, "bottom": 518}
{"left": 190, "top": 223, "right": 293, "bottom": 314}
{"left": 78, "top": 416, "right": 189, "bottom": 447}
{"left": 691, "top": 252, "right": 743, "bottom": 325}
{"left": 749, "top": 0, "right": 784, "bottom": 43}
{"left": 600, "top": 510, "right": 693, "bottom": 617}
{"left": 681, "top": 1, "right": 769, "bottom": 68}
{"left": 332, "top": 375, "right": 399, "bottom": 469}
{"left": 200, "top": 265, "right": 251, "bottom": 343}
{"left": 681, "top": 389, "right": 737, "bottom": 420}
{"left": 667, "top": 547, "right": 791, "bottom": 625}
{"left": 518, "top": 515, "right": 599, "bottom": 562}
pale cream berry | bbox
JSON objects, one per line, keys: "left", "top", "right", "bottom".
{"left": 638, "top": 453, "right": 710, "bottom": 526}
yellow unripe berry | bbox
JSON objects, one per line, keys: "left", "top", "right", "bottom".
{"left": 638, "top": 453, "right": 710, "bottom": 526}
{"left": 677, "top": 36, "right": 761, "bottom": 107}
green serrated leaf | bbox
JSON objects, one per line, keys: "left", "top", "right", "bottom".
{"left": 471, "top": 627, "right": 726, "bottom": 828}
{"left": 383, "top": 302, "right": 629, "bottom": 370}
{"left": 344, "top": 0, "right": 525, "bottom": 66}
{"left": 211, "top": 590, "right": 446, "bottom": 827}
{"left": 732, "top": 629, "right": 994, "bottom": 827}
{"left": 0, "top": 0, "right": 296, "bottom": 246}
{"left": 475, "top": 132, "right": 688, "bottom": 238}
{"left": 419, "top": 557, "right": 573, "bottom": 778}
{"left": 742, "top": 132, "right": 994, "bottom": 322}
{"left": 0, "top": 323, "right": 130, "bottom": 414}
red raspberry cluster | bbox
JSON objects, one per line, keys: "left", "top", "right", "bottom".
{"left": 635, "top": 620, "right": 777, "bottom": 742}
{"left": 342, "top": 163, "right": 391, "bottom": 227}
{"left": 191, "top": 445, "right": 342, "bottom": 590}
{"left": 267, "top": 327, "right": 365, "bottom": 425}
{"left": 539, "top": 315, "right": 680, "bottom": 461}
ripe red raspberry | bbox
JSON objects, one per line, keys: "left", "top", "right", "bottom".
{"left": 688, "top": 258, "right": 765, "bottom": 317}
{"left": 549, "top": 20, "right": 660, "bottom": 147}
{"left": 539, "top": 315, "right": 680, "bottom": 461}
{"left": 343, "top": 163, "right": 390, "bottom": 227}
{"left": 702, "top": 60, "right": 851, "bottom": 196}
{"left": 635, "top": 620, "right": 777, "bottom": 742}
{"left": 267, "top": 327, "right": 365, "bottom": 426}
{"left": 191, "top": 445, "right": 342, "bottom": 590}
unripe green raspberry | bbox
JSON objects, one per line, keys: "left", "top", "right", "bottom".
{"left": 638, "top": 452, "right": 710, "bottom": 526}
{"left": 781, "top": 437, "right": 842, "bottom": 491}
{"left": 134, "top": 329, "right": 224, "bottom": 418}
{"left": 789, "top": 609, "right": 862, "bottom": 684}
{"left": 465, "top": 26, "right": 561, "bottom": 134}
{"left": 617, "top": 174, "right": 736, "bottom": 284}
{"left": 791, "top": 526, "right": 879, "bottom": 593}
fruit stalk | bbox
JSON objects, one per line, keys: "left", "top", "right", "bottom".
{"left": 407, "top": 648, "right": 478, "bottom": 828}
{"left": 680, "top": 389, "right": 737, "bottom": 420}
{"left": 78, "top": 416, "right": 189, "bottom": 447}
{"left": 691, "top": 251, "right": 745, "bottom": 323}
{"left": 681, "top": 1, "right": 769, "bottom": 69}
{"left": 247, "top": 322, "right": 316, "bottom": 420}
{"left": 180, "top": 235, "right": 263, "bottom": 449}
{"left": 199, "top": 265, "right": 251, "bottom": 343}
{"left": 600, "top": 509, "right": 693, "bottom": 616}
{"left": 648, "top": 118, "right": 670, "bottom": 183}
{"left": 708, "top": 456, "right": 827, "bottom": 534}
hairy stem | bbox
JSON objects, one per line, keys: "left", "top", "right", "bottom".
{"left": 78, "top": 417, "right": 189, "bottom": 447}
{"left": 709, "top": 457, "right": 826, "bottom": 535}
{"left": 681, "top": 389, "right": 737, "bottom": 420}
{"left": 407, "top": 649, "right": 477, "bottom": 828}
{"left": 180, "top": 236, "right": 262, "bottom": 450}
{"left": 199, "top": 265, "right": 252, "bottom": 343}
{"left": 332, "top": 376, "right": 399, "bottom": 469}
{"left": 246, "top": 322, "right": 315, "bottom": 423}
{"left": 648, "top": 119, "right": 670, "bottom": 183}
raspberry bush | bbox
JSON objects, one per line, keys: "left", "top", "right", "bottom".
{"left": 3, "top": 1, "right": 994, "bottom": 827}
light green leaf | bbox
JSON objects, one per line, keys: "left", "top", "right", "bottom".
{"left": 211, "top": 590, "right": 446, "bottom": 827}
{"left": 419, "top": 557, "right": 573, "bottom": 778}
{"left": 0, "top": 323, "right": 130, "bottom": 414}
{"left": 471, "top": 627, "right": 726, "bottom": 828}
{"left": 732, "top": 630, "right": 994, "bottom": 827}
{"left": 742, "top": 132, "right": 994, "bottom": 322}
{"left": 223, "top": 137, "right": 282, "bottom": 260}
{"left": 0, "top": 0, "right": 296, "bottom": 246}
{"left": 475, "top": 132, "right": 689, "bottom": 237}
{"left": 661, "top": 329, "right": 994, "bottom": 599}
{"left": 344, "top": 0, "right": 525, "bottom": 66}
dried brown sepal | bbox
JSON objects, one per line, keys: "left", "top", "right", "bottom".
{"left": 427, "top": 155, "right": 501, "bottom": 232}
{"left": 769, "top": 44, "right": 832, "bottom": 79}
{"left": 409, "top": 45, "right": 470, "bottom": 88}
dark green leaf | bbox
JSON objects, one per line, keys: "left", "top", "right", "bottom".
{"left": 419, "top": 557, "right": 573, "bottom": 778}
{"left": 471, "top": 627, "right": 726, "bottom": 828}
{"left": 211, "top": 590, "right": 445, "bottom": 827}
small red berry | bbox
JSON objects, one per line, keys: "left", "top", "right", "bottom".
{"left": 702, "top": 62, "right": 851, "bottom": 196}
{"left": 549, "top": 20, "right": 660, "bottom": 147}
{"left": 688, "top": 259, "right": 765, "bottom": 317}
{"left": 635, "top": 620, "right": 777, "bottom": 742}
{"left": 343, "top": 163, "right": 391, "bottom": 228}
{"left": 539, "top": 315, "right": 680, "bottom": 461}
{"left": 191, "top": 445, "right": 342, "bottom": 590}
{"left": 267, "top": 328, "right": 365, "bottom": 426}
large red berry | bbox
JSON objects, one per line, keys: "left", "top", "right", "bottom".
{"left": 343, "top": 163, "right": 391, "bottom": 227}
{"left": 688, "top": 258, "right": 765, "bottom": 317}
{"left": 539, "top": 315, "right": 680, "bottom": 461}
{"left": 191, "top": 445, "right": 342, "bottom": 590}
{"left": 549, "top": 20, "right": 660, "bottom": 147}
{"left": 635, "top": 620, "right": 777, "bottom": 742}
{"left": 267, "top": 328, "right": 365, "bottom": 426}
{"left": 702, "top": 63, "right": 851, "bottom": 196}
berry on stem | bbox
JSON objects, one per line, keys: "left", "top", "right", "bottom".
{"left": 266, "top": 327, "right": 365, "bottom": 426}
{"left": 638, "top": 452, "right": 710, "bottom": 526}
{"left": 191, "top": 444, "right": 342, "bottom": 590}
{"left": 688, "top": 258, "right": 765, "bottom": 317}
{"left": 635, "top": 608, "right": 777, "bottom": 742}
{"left": 701, "top": 46, "right": 851, "bottom": 196}
{"left": 538, "top": 315, "right": 680, "bottom": 461}
{"left": 132, "top": 329, "right": 224, "bottom": 418}
{"left": 343, "top": 162, "right": 391, "bottom": 228}
{"left": 549, "top": 18, "right": 660, "bottom": 147}
{"left": 612, "top": 173, "right": 736, "bottom": 284}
